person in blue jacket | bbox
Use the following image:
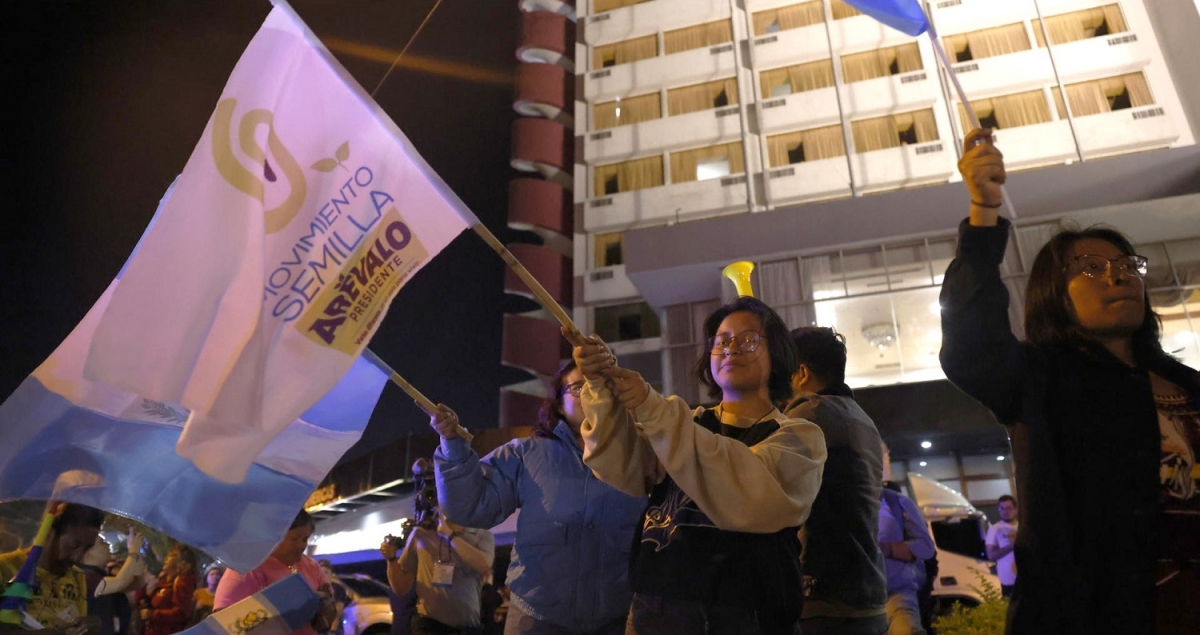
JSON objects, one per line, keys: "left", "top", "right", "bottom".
{"left": 430, "top": 358, "right": 647, "bottom": 635}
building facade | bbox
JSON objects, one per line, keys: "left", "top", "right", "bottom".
{"left": 569, "top": 0, "right": 1200, "bottom": 391}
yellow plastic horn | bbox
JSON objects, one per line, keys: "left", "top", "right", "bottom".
{"left": 723, "top": 261, "right": 755, "bottom": 298}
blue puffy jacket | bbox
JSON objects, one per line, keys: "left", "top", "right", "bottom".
{"left": 434, "top": 421, "right": 647, "bottom": 631}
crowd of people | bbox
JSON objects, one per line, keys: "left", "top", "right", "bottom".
{"left": 2, "top": 128, "right": 1198, "bottom": 635}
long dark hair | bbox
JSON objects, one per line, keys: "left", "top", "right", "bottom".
{"left": 1024, "top": 225, "right": 1165, "bottom": 364}
{"left": 534, "top": 358, "right": 577, "bottom": 438}
{"left": 695, "top": 296, "right": 798, "bottom": 404}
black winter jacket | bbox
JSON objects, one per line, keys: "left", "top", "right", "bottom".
{"left": 939, "top": 218, "right": 1200, "bottom": 635}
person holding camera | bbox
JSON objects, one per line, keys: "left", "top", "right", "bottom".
{"left": 380, "top": 467, "right": 495, "bottom": 635}
{"left": 428, "top": 359, "right": 647, "bottom": 635}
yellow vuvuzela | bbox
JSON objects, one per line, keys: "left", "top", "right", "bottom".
{"left": 723, "top": 261, "right": 755, "bottom": 298}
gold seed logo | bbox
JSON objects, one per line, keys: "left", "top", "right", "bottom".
{"left": 212, "top": 98, "right": 308, "bottom": 233}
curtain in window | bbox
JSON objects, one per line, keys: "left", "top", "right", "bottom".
{"left": 668, "top": 78, "right": 739, "bottom": 116}
{"left": 832, "top": 0, "right": 861, "bottom": 20}
{"left": 593, "top": 233, "right": 624, "bottom": 268}
{"left": 593, "top": 156, "right": 664, "bottom": 196}
{"left": 896, "top": 110, "right": 938, "bottom": 142}
{"left": 1053, "top": 72, "right": 1152, "bottom": 117}
{"left": 752, "top": 2, "right": 824, "bottom": 35}
{"left": 1033, "top": 4, "right": 1127, "bottom": 46}
{"left": 594, "top": 0, "right": 651, "bottom": 13}
{"left": 759, "top": 60, "right": 834, "bottom": 96}
{"left": 767, "top": 126, "right": 846, "bottom": 166}
{"left": 853, "top": 117, "right": 899, "bottom": 152}
{"left": 593, "top": 34, "right": 658, "bottom": 70}
{"left": 670, "top": 143, "right": 745, "bottom": 183}
{"left": 663, "top": 20, "right": 733, "bottom": 55}
{"left": 841, "top": 43, "right": 923, "bottom": 83}
{"left": 945, "top": 23, "right": 1030, "bottom": 61}
{"left": 758, "top": 260, "right": 807, "bottom": 329}
{"left": 853, "top": 110, "right": 937, "bottom": 151}
{"left": 594, "top": 92, "right": 662, "bottom": 129}
{"left": 960, "top": 91, "right": 1050, "bottom": 129}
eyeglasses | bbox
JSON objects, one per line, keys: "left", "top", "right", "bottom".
{"left": 1068, "top": 254, "right": 1148, "bottom": 279}
{"left": 562, "top": 381, "right": 584, "bottom": 397}
{"left": 708, "top": 331, "right": 765, "bottom": 356}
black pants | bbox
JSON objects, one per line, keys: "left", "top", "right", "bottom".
{"left": 411, "top": 614, "right": 483, "bottom": 635}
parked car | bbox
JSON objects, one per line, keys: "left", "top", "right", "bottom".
{"left": 334, "top": 574, "right": 392, "bottom": 635}
{"left": 906, "top": 473, "right": 1003, "bottom": 614}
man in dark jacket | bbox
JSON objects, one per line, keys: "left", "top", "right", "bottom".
{"left": 786, "top": 327, "right": 888, "bottom": 635}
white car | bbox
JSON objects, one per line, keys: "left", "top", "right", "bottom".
{"left": 334, "top": 574, "right": 393, "bottom": 635}
{"left": 907, "top": 473, "right": 1003, "bottom": 614}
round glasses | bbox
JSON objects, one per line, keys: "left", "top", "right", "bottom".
{"left": 561, "top": 381, "right": 584, "bottom": 397}
{"left": 1068, "top": 254, "right": 1148, "bottom": 279}
{"left": 708, "top": 331, "right": 765, "bottom": 356}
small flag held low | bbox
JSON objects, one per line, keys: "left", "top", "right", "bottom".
{"left": 185, "top": 574, "right": 318, "bottom": 635}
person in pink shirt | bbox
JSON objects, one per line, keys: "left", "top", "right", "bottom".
{"left": 214, "top": 511, "right": 335, "bottom": 635}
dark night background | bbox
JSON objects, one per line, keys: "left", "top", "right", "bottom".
{"left": 1, "top": 1, "right": 533, "bottom": 462}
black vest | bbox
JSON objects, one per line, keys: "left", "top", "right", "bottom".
{"left": 629, "top": 409, "right": 802, "bottom": 630}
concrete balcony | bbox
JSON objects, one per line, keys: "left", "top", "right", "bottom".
{"left": 584, "top": 43, "right": 737, "bottom": 103}
{"left": 583, "top": 264, "right": 642, "bottom": 303}
{"left": 585, "top": 0, "right": 729, "bottom": 46}
{"left": 583, "top": 173, "right": 751, "bottom": 233}
{"left": 584, "top": 105, "right": 745, "bottom": 164}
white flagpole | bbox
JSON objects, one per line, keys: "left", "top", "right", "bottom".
{"left": 924, "top": 19, "right": 1020, "bottom": 221}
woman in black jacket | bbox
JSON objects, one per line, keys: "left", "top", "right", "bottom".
{"left": 940, "top": 128, "right": 1199, "bottom": 635}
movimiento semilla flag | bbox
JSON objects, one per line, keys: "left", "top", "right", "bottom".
{"left": 0, "top": 184, "right": 389, "bottom": 569}
{"left": 79, "top": 2, "right": 477, "bottom": 483}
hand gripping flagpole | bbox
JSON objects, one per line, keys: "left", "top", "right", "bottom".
{"left": 362, "top": 349, "right": 474, "bottom": 443}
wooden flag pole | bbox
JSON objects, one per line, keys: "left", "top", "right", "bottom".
{"left": 471, "top": 223, "right": 587, "bottom": 346}
{"left": 362, "top": 349, "right": 474, "bottom": 442}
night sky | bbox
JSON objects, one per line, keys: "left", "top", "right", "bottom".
{"left": 1, "top": 1, "right": 535, "bottom": 461}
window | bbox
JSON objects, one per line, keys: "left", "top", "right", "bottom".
{"left": 852, "top": 109, "right": 938, "bottom": 152}
{"left": 752, "top": 2, "right": 823, "bottom": 35}
{"left": 1033, "top": 4, "right": 1127, "bottom": 46}
{"left": 759, "top": 59, "right": 834, "bottom": 97}
{"left": 594, "top": 232, "right": 624, "bottom": 268}
{"left": 593, "top": 156, "right": 664, "bottom": 197}
{"left": 594, "top": 302, "right": 661, "bottom": 342}
{"left": 593, "top": 0, "right": 652, "bottom": 12}
{"left": 944, "top": 23, "right": 1030, "bottom": 62}
{"left": 767, "top": 126, "right": 846, "bottom": 167}
{"left": 667, "top": 78, "right": 739, "bottom": 116}
{"left": 670, "top": 143, "right": 745, "bottom": 183}
{"left": 593, "top": 35, "right": 658, "bottom": 70}
{"left": 663, "top": 20, "right": 733, "bottom": 56}
{"left": 958, "top": 90, "right": 1051, "bottom": 130}
{"left": 1052, "top": 72, "right": 1153, "bottom": 118}
{"left": 594, "top": 93, "right": 661, "bottom": 130}
{"left": 832, "top": 0, "right": 861, "bottom": 20}
{"left": 841, "top": 44, "right": 923, "bottom": 83}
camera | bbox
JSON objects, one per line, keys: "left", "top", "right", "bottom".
{"left": 405, "top": 458, "right": 439, "bottom": 532}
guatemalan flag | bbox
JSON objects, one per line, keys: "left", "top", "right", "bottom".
{"left": 78, "top": 1, "right": 475, "bottom": 483}
{"left": 0, "top": 182, "right": 389, "bottom": 572}
{"left": 843, "top": 0, "right": 929, "bottom": 36}
{"left": 0, "top": 0, "right": 478, "bottom": 570}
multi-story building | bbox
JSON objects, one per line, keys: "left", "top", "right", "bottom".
{"left": 546, "top": 0, "right": 1200, "bottom": 505}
